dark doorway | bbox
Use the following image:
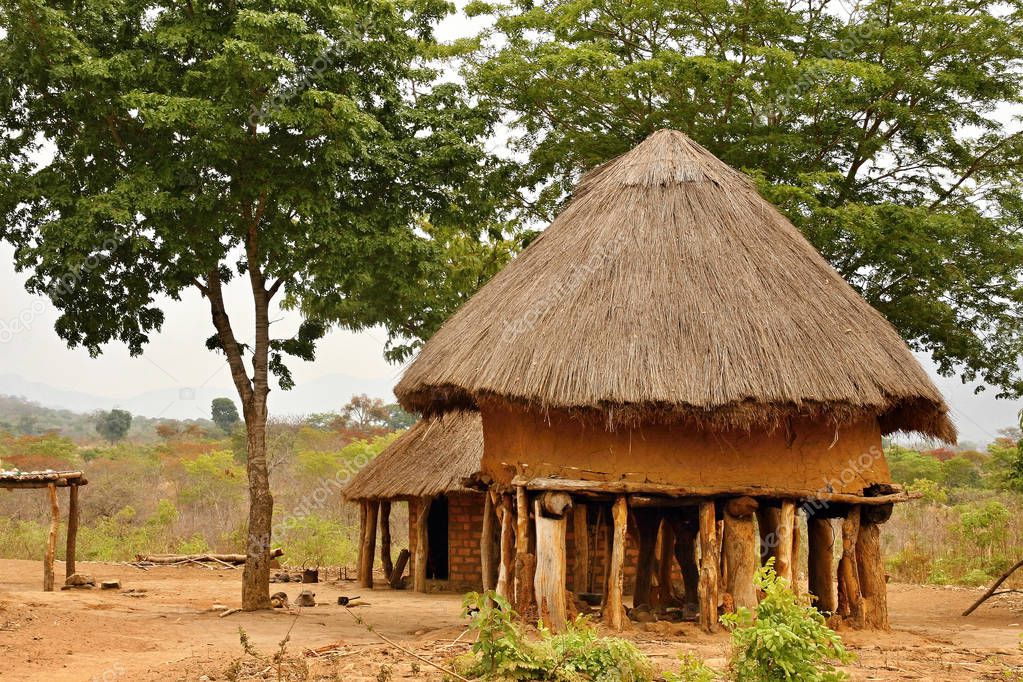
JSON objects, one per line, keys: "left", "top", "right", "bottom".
{"left": 426, "top": 496, "right": 449, "bottom": 580}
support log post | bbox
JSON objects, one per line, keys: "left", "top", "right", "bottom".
{"left": 603, "top": 496, "right": 628, "bottom": 631}
{"left": 858, "top": 506, "right": 890, "bottom": 629}
{"left": 514, "top": 487, "right": 534, "bottom": 613}
{"left": 837, "top": 506, "right": 864, "bottom": 627}
{"left": 808, "top": 516, "right": 837, "bottom": 614}
{"left": 390, "top": 549, "right": 411, "bottom": 589}
{"left": 632, "top": 508, "right": 660, "bottom": 608}
{"left": 671, "top": 513, "right": 700, "bottom": 611}
{"left": 655, "top": 518, "right": 675, "bottom": 609}
{"left": 66, "top": 483, "right": 79, "bottom": 579}
{"left": 571, "top": 503, "right": 589, "bottom": 594}
{"left": 413, "top": 497, "right": 430, "bottom": 593}
{"left": 698, "top": 500, "right": 719, "bottom": 633}
{"left": 774, "top": 500, "right": 796, "bottom": 585}
{"left": 379, "top": 500, "right": 393, "bottom": 582}
{"left": 533, "top": 494, "right": 570, "bottom": 631}
{"left": 481, "top": 492, "right": 496, "bottom": 591}
{"left": 756, "top": 506, "right": 781, "bottom": 567}
{"left": 44, "top": 483, "right": 58, "bottom": 591}
{"left": 497, "top": 494, "right": 515, "bottom": 601}
{"left": 359, "top": 500, "right": 378, "bottom": 589}
{"left": 723, "top": 496, "right": 759, "bottom": 611}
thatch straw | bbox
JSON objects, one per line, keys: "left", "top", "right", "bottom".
{"left": 343, "top": 411, "right": 483, "bottom": 500}
{"left": 396, "top": 130, "right": 955, "bottom": 443}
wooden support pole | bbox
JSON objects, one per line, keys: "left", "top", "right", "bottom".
{"left": 359, "top": 500, "right": 379, "bottom": 589}
{"left": 791, "top": 513, "right": 802, "bottom": 597}
{"left": 65, "top": 483, "right": 79, "bottom": 579}
{"left": 379, "top": 500, "right": 393, "bottom": 582}
{"left": 808, "top": 516, "right": 837, "bottom": 614}
{"left": 533, "top": 497, "right": 570, "bottom": 631}
{"left": 357, "top": 501, "right": 367, "bottom": 582}
{"left": 514, "top": 486, "right": 533, "bottom": 611}
{"left": 756, "top": 506, "right": 781, "bottom": 567}
{"left": 723, "top": 497, "right": 759, "bottom": 611}
{"left": 44, "top": 483, "right": 58, "bottom": 591}
{"left": 571, "top": 503, "right": 589, "bottom": 594}
{"left": 497, "top": 494, "right": 515, "bottom": 601}
{"left": 603, "top": 496, "right": 628, "bottom": 631}
{"left": 774, "top": 500, "right": 796, "bottom": 585}
{"left": 654, "top": 518, "right": 675, "bottom": 609}
{"left": 413, "top": 497, "right": 430, "bottom": 593}
{"left": 837, "top": 506, "right": 864, "bottom": 627}
{"left": 390, "top": 548, "right": 411, "bottom": 589}
{"left": 668, "top": 513, "right": 700, "bottom": 609}
{"left": 632, "top": 507, "right": 660, "bottom": 608}
{"left": 857, "top": 511, "right": 889, "bottom": 629}
{"left": 481, "top": 492, "right": 497, "bottom": 591}
{"left": 698, "top": 500, "right": 720, "bottom": 632}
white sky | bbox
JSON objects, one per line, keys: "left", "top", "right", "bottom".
{"left": 0, "top": 9, "right": 1018, "bottom": 446}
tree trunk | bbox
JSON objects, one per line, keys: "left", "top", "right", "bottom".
{"left": 65, "top": 483, "right": 79, "bottom": 579}
{"left": 698, "top": 500, "right": 719, "bottom": 633}
{"left": 723, "top": 497, "right": 759, "bottom": 611}
{"left": 571, "top": 503, "right": 589, "bottom": 594}
{"left": 808, "top": 516, "right": 837, "bottom": 614}
{"left": 603, "top": 496, "right": 628, "bottom": 631}
{"left": 533, "top": 497, "right": 569, "bottom": 631}
{"left": 241, "top": 398, "right": 273, "bottom": 610}
{"left": 837, "top": 506, "right": 864, "bottom": 627}
{"left": 44, "top": 483, "right": 58, "bottom": 591}
{"left": 632, "top": 508, "right": 660, "bottom": 608}
{"left": 481, "top": 492, "right": 496, "bottom": 591}
{"left": 857, "top": 518, "right": 888, "bottom": 629}
{"left": 379, "top": 501, "right": 393, "bottom": 582}
{"left": 359, "top": 500, "right": 378, "bottom": 589}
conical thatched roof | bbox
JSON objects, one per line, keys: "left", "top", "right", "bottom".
{"left": 397, "top": 130, "right": 955, "bottom": 443}
{"left": 343, "top": 411, "right": 483, "bottom": 501}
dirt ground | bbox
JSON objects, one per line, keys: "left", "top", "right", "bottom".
{"left": 0, "top": 558, "right": 1021, "bottom": 681}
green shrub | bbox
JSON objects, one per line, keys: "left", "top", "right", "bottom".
{"left": 665, "top": 653, "right": 720, "bottom": 682}
{"left": 457, "top": 592, "right": 654, "bottom": 681}
{"left": 721, "top": 562, "right": 851, "bottom": 682}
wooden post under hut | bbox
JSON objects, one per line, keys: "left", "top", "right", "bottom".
{"left": 379, "top": 500, "right": 393, "bottom": 582}
{"left": 359, "top": 500, "right": 378, "bottom": 589}
{"left": 603, "top": 496, "right": 628, "bottom": 631}
{"left": 413, "top": 497, "right": 431, "bottom": 593}
{"left": 533, "top": 493, "right": 571, "bottom": 631}
{"left": 723, "top": 496, "right": 759, "bottom": 611}
{"left": 808, "top": 515, "right": 837, "bottom": 614}
{"left": 698, "top": 500, "right": 720, "bottom": 633}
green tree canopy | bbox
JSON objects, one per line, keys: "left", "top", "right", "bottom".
{"left": 0, "top": 0, "right": 514, "bottom": 607}
{"left": 466, "top": 0, "right": 1023, "bottom": 396}
{"left": 211, "top": 398, "right": 241, "bottom": 435}
{"left": 95, "top": 409, "right": 132, "bottom": 444}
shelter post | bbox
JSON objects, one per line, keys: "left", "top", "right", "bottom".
{"left": 413, "top": 497, "right": 431, "bottom": 592}
{"left": 358, "top": 500, "right": 378, "bottom": 589}
{"left": 43, "top": 483, "right": 59, "bottom": 591}
{"left": 379, "top": 500, "right": 393, "bottom": 582}
{"left": 533, "top": 493, "right": 570, "bottom": 631}
{"left": 481, "top": 492, "right": 496, "bottom": 591}
{"left": 497, "top": 493, "right": 515, "bottom": 600}
{"left": 697, "top": 499, "right": 720, "bottom": 632}
{"left": 654, "top": 517, "right": 675, "bottom": 609}
{"left": 603, "top": 495, "right": 628, "bottom": 630}
{"left": 837, "top": 505, "right": 864, "bottom": 627}
{"left": 775, "top": 500, "right": 796, "bottom": 584}
{"left": 723, "top": 496, "right": 759, "bottom": 611}
{"left": 858, "top": 505, "right": 891, "bottom": 629}
{"left": 66, "top": 483, "right": 79, "bottom": 579}
{"left": 632, "top": 507, "right": 660, "bottom": 608}
{"left": 808, "top": 514, "right": 837, "bottom": 614}
{"left": 571, "top": 503, "right": 589, "bottom": 594}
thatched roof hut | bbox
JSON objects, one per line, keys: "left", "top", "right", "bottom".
{"left": 396, "top": 130, "right": 954, "bottom": 443}
{"left": 343, "top": 411, "right": 483, "bottom": 501}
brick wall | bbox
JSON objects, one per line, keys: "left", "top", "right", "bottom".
{"left": 407, "top": 492, "right": 486, "bottom": 592}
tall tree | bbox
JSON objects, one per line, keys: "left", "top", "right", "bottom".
{"left": 467, "top": 0, "right": 1023, "bottom": 396}
{"left": 95, "top": 409, "right": 132, "bottom": 444}
{"left": 0, "top": 0, "right": 512, "bottom": 608}
{"left": 211, "top": 397, "right": 241, "bottom": 434}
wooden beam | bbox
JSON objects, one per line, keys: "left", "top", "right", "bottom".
{"left": 413, "top": 497, "right": 430, "bottom": 593}
{"left": 837, "top": 506, "right": 864, "bottom": 627}
{"left": 359, "top": 500, "right": 378, "bottom": 589}
{"left": 632, "top": 507, "right": 660, "bottom": 608}
{"left": 857, "top": 516, "right": 889, "bottom": 629}
{"left": 533, "top": 497, "right": 569, "bottom": 631}
{"left": 697, "top": 500, "right": 720, "bottom": 632}
{"left": 379, "top": 501, "right": 393, "bottom": 582}
{"left": 538, "top": 491, "right": 572, "bottom": 518}
{"left": 774, "top": 500, "right": 796, "bottom": 585}
{"left": 723, "top": 497, "right": 759, "bottom": 611}
{"left": 603, "top": 496, "right": 628, "bottom": 631}
{"left": 65, "top": 484, "right": 79, "bottom": 579}
{"left": 497, "top": 494, "right": 515, "bottom": 601}
{"left": 571, "top": 503, "right": 589, "bottom": 594}
{"left": 514, "top": 476, "right": 915, "bottom": 505}
{"left": 808, "top": 516, "right": 837, "bottom": 614}
{"left": 44, "top": 483, "right": 58, "bottom": 591}
{"left": 481, "top": 491, "right": 496, "bottom": 591}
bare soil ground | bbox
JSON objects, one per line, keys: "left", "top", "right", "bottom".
{"left": 0, "top": 558, "right": 1020, "bottom": 681}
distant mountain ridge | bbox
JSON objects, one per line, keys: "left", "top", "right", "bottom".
{"left": 0, "top": 372, "right": 397, "bottom": 421}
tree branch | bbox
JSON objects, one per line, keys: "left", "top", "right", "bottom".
{"left": 201, "top": 272, "right": 254, "bottom": 406}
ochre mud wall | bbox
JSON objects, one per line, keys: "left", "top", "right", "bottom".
{"left": 481, "top": 404, "right": 890, "bottom": 494}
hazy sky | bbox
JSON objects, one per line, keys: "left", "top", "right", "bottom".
{"left": 0, "top": 9, "right": 1018, "bottom": 447}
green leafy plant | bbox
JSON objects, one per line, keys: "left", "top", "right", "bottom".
{"left": 458, "top": 592, "right": 654, "bottom": 681}
{"left": 721, "top": 562, "right": 851, "bottom": 682}
{"left": 665, "top": 653, "right": 720, "bottom": 682}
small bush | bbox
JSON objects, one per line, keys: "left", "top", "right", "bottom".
{"left": 457, "top": 592, "right": 654, "bottom": 681}
{"left": 721, "top": 561, "right": 851, "bottom": 682}
{"left": 665, "top": 653, "right": 720, "bottom": 682}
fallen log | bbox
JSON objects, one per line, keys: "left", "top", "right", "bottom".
{"left": 962, "top": 557, "right": 1023, "bottom": 617}
{"left": 135, "top": 549, "right": 284, "bottom": 565}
